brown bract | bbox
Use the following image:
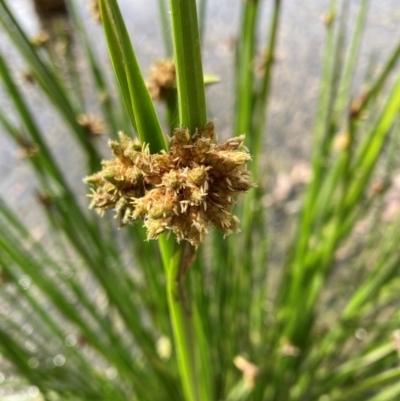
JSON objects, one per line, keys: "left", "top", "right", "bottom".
{"left": 85, "top": 122, "right": 254, "bottom": 247}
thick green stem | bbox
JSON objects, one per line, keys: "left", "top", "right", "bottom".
{"left": 169, "top": 0, "right": 207, "bottom": 130}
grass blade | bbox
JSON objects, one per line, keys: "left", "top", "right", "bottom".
{"left": 99, "top": 0, "right": 167, "bottom": 152}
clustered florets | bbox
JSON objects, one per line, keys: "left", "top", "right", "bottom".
{"left": 85, "top": 122, "right": 254, "bottom": 247}
{"left": 146, "top": 59, "right": 176, "bottom": 101}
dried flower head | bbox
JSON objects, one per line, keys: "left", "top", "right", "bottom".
{"left": 146, "top": 60, "right": 176, "bottom": 101}
{"left": 233, "top": 356, "right": 259, "bottom": 387}
{"left": 30, "top": 31, "right": 50, "bottom": 47}
{"left": 16, "top": 136, "right": 39, "bottom": 159}
{"left": 19, "top": 71, "right": 36, "bottom": 86}
{"left": 85, "top": 122, "right": 254, "bottom": 247}
{"left": 88, "top": 0, "right": 101, "bottom": 22}
{"left": 32, "top": 0, "right": 66, "bottom": 14}
{"left": 77, "top": 114, "right": 106, "bottom": 136}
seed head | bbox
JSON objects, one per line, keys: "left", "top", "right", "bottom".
{"left": 77, "top": 114, "right": 106, "bottom": 136}
{"left": 30, "top": 31, "right": 50, "bottom": 47}
{"left": 146, "top": 60, "right": 176, "bottom": 101}
{"left": 88, "top": 0, "right": 101, "bottom": 22}
{"left": 85, "top": 122, "right": 255, "bottom": 247}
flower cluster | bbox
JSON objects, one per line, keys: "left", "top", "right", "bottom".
{"left": 146, "top": 59, "right": 176, "bottom": 101}
{"left": 77, "top": 114, "right": 106, "bottom": 136}
{"left": 85, "top": 122, "right": 254, "bottom": 247}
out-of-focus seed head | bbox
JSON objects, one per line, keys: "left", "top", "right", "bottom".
{"left": 77, "top": 114, "right": 106, "bottom": 137}
{"left": 88, "top": 0, "right": 101, "bottom": 22}
{"left": 16, "top": 136, "right": 39, "bottom": 159}
{"left": 85, "top": 121, "right": 255, "bottom": 247}
{"left": 30, "top": 31, "right": 50, "bottom": 47}
{"left": 146, "top": 59, "right": 176, "bottom": 101}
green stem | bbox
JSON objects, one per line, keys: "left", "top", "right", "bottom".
{"left": 157, "top": 0, "right": 173, "bottom": 57}
{"left": 159, "top": 237, "right": 200, "bottom": 401}
{"left": 163, "top": 2, "right": 207, "bottom": 400}
{"left": 234, "top": 0, "right": 259, "bottom": 139}
{"left": 198, "top": 0, "right": 207, "bottom": 43}
{"left": 100, "top": 0, "right": 167, "bottom": 153}
{"left": 242, "top": 0, "right": 282, "bottom": 235}
{"left": 252, "top": 0, "right": 281, "bottom": 168}
{"left": 166, "top": 89, "right": 180, "bottom": 131}
{"left": 169, "top": 0, "right": 207, "bottom": 130}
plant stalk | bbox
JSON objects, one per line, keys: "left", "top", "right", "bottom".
{"left": 162, "top": 1, "right": 208, "bottom": 400}
{"left": 169, "top": 0, "right": 207, "bottom": 130}
{"left": 160, "top": 238, "right": 200, "bottom": 401}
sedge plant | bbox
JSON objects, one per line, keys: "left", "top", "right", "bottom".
{"left": 1, "top": 0, "right": 400, "bottom": 401}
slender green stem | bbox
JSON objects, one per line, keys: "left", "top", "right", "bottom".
{"left": 159, "top": 237, "right": 200, "bottom": 401}
{"left": 242, "top": 0, "right": 282, "bottom": 234}
{"left": 351, "top": 41, "right": 400, "bottom": 116}
{"left": 198, "top": 0, "right": 207, "bottom": 43}
{"left": 234, "top": 0, "right": 281, "bottom": 369}
{"left": 166, "top": 89, "right": 180, "bottom": 131}
{"left": 157, "top": 0, "right": 173, "bottom": 57}
{"left": 164, "top": 2, "right": 207, "bottom": 400}
{"left": 276, "top": 0, "right": 338, "bottom": 312}
{"left": 234, "top": 0, "right": 259, "bottom": 139}
{"left": 334, "top": 0, "right": 370, "bottom": 119}
{"left": 252, "top": 0, "right": 281, "bottom": 164}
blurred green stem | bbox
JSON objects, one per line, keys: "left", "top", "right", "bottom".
{"left": 198, "top": 0, "right": 207, "bottom": 43}
{"left": 235, "top": 0, "right": 259, "bottom": 139}
{"left": 157, "top": 0, "right": 173, "bottom": 57}
{"left": 252, "top": 0, "right": 281, "bottom": 169}
{"left": 242, "top": 0, "right": 282, "bottom": 235}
